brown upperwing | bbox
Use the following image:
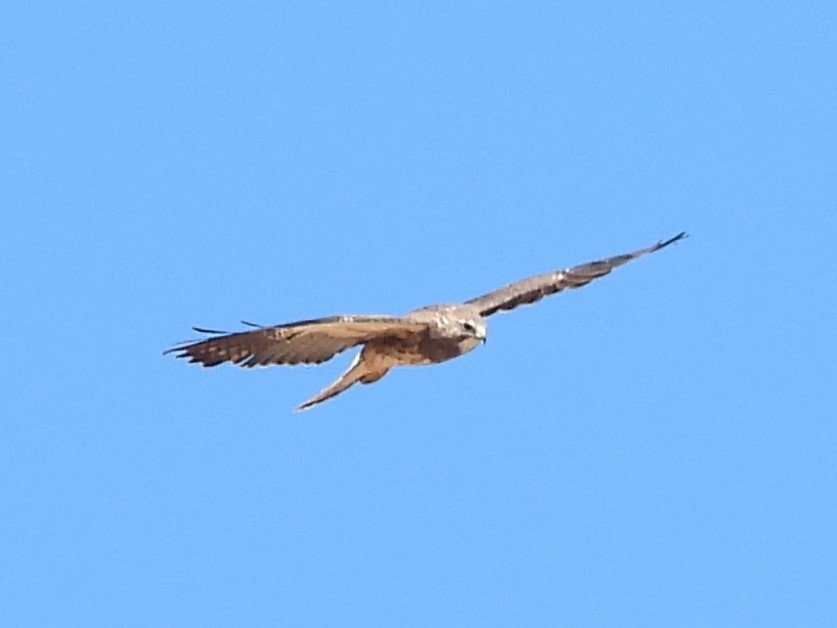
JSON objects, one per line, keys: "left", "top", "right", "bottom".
{"left": 164, "top": 315, "right": 430, "bottom": 368}
{"left": 465, "top": 232, "right": 686, "bottom": 317}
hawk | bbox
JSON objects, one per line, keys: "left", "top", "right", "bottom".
{"left": 166, "top": 232, "right": 685, "bottom": 411}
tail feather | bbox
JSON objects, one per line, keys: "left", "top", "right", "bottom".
{"left": 295, "top": 354, "right": 388, "bottom": 411}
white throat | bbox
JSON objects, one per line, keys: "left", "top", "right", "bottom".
{"left": 458, "top": 336, "right": 482, "bottom": 353}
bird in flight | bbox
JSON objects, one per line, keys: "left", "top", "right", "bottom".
{"left": 166, "top": 232, "right": 685, "bottom": 411}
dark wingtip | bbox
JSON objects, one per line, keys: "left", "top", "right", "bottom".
{"left": 164, "top": 327, "right": 224, "bottom": 357}
{"left": 192, "top": 326, "right": 229, "bottom": 335}
{"left": 163, "top": 343, "right": 224, "bottom": 367}
{"left": 163, "top": 344, "right": 191, "bottom": 358}
{"left": 657, "top": 231, "right": 687, "bottom": 249}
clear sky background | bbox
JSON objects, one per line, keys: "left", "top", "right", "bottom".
{"left": 2, "top": 2, "right": 835, "bottom": 626}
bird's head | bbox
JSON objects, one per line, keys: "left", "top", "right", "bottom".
{"left": 420, "top": 305, "right": 488, "bottom": 350}
{"left": 454, "top": 314, "right": 488, "bottom": 353}
{"left": 458, "top": 316, "right": 487, "bottom": 343}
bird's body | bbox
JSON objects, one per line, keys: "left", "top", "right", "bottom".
{"left": 400, "top": 304, "right": 488, "bottom": 363}
{"left": 166, "top": 233, "right": 685, "bottom": 410}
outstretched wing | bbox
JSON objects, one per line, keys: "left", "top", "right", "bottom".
{"left": 165, "top": 315, "right": 428, "bottom": 368}
{"left": 466, "top": 232, "right": 686, "bottom": 317}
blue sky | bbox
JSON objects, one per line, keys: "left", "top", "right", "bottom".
{"left": 2, "top": 2, "right": 835, "bottom": 626}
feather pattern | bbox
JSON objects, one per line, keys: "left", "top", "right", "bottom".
{"left": 165, "top": 233, "right": 685, "bottom": 409}
{"left": 465, "top": 232, "right": 686, "bottom": 317}
{"left": 164, "top": 315, "right": 429, "bottom": 368}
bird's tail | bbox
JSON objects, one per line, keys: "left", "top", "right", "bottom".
{"left": 295, "top": 354, "right": 389, "bottom": 412}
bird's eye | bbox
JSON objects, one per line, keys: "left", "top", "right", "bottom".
{"left": 463, "top": 321, "right": 476, "bottom": 332}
